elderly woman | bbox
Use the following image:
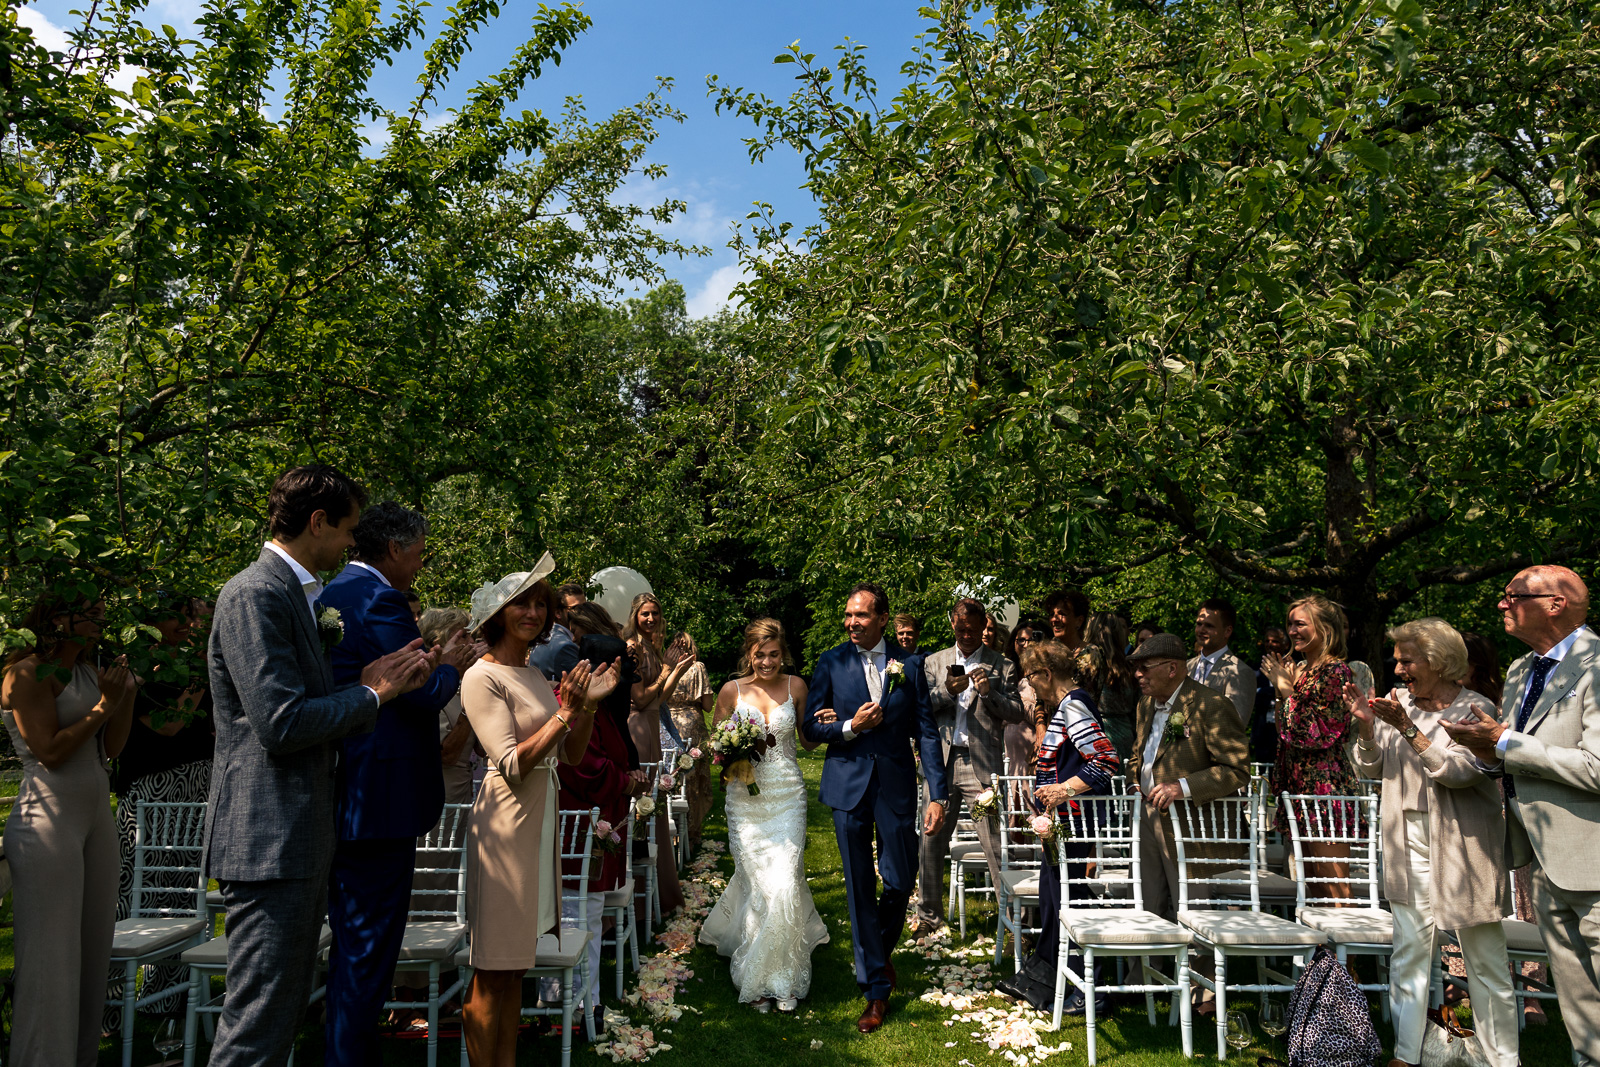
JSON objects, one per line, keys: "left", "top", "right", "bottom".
{"left": 1349, "top": 618, "right": 1517, "bottom": 1067}
{"left": 1262, "top": 594, "right": 1359, "bottom": 898}
{"left": 996, "top": 640, "right": 1120, "bottom": 1014}
{"left": 459, "top": 562, "right": 615, "bottom": 1067}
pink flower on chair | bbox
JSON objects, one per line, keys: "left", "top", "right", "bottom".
{"left": 1030, "top": 814, "right": 1055, "bottom": 837}
{"left": 659, "top": 774, "right": 675, "bottom": 790}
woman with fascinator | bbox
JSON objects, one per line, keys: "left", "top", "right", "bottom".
{"left": 458, "top": 556, "right": 618, "bottom": 1067}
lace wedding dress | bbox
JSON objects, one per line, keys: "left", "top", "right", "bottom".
{"left": 698, "top": 685, "right": 829, "bottom": 1004}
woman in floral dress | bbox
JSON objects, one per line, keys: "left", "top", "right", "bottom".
{"left": 1262, "top": 594, "right": 1359, "bottom": 900}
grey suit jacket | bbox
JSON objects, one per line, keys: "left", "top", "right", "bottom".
{"left": 1500, "top": 627, "right": 1600, "bottom": 892}
{"left": 921, "top": 644, "right": 1026, "bottom": 781}
{"left": 1187, "top": 648, "right": 1256, "bottom": 726}
{"left": 204, "top": 547, "right": 380, "bottom": 881}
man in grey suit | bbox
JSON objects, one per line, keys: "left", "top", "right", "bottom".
{"left": 1187, "top": 597, "right": 1256, "bottom": 726}
{"left": 204, "top": 465, "right": 432, "bottom": 1066}
{"left": 914, "top": 598, "right": 1026, "bottom": 932}
{"left": 1444, "top": 565, "right": 1600, "bottom": 1066}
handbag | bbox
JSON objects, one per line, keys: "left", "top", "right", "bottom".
{"left": 1285, "top": 946, "right": 1383, "bottom": 1067}
{"left": 1420, "top": 1005, "right": 1493, "bottom": 1067}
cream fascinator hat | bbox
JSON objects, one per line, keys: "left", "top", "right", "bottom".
{"left": 468, "top": 552, "right": 557, "bottom": 635}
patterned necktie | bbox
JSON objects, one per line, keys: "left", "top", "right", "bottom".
{"left": 1192, "top": 657, "right": 1213, "bottom": 684}
{"left": 1515, "top": 656, "right": 1558, "bottom": 733}
{"left": 861, "top": 649, "right": 882, "bottom": 703}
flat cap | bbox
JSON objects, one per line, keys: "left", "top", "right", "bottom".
{"left": 1128, "top": 633, "right": 1188, "bottom": 663}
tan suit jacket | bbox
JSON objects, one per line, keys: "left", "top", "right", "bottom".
{"left": 1500, "top": 627, "right": 1600, "bottom": 892}
{"left": 1128, "top": 677, "right": 1250, "bottom": 802}
{"left": 1186, "top": 648, "right": 1256, "bottom": 726}
{"left": 921, "top": 644, "right": 1025, "bottom": 783}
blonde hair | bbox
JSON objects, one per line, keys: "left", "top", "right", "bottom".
{"left": 1287, "top": 595, "right": 1348, "bottom": 661}
{"left": 1021, "top": 639, "right": 1102, "bottom": 687}
{"left": 735, "top": 617, "right": 793, "bottom": 678}
{"left": 1386, "top": 617, "right": 1470, "bottom": 683}
{"left": 620, "top": 592, "right": 663, "bottom": 647}
{"left": 417, "top": 607, "right": 469, "bottom": 649}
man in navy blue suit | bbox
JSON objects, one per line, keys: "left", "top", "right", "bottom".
{"left": 803, "top": 583, "right": 948, "bottom": 1034}
{"left": 319, "top": 502, "right": 481, "bottom": 1065}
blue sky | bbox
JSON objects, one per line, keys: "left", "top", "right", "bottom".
{"left": 19, "top": 1, "right": 935, "bottom": 317}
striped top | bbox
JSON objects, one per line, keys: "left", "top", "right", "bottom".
{"left": 1035, "top": 687, "right": 1120, "bottom": 805}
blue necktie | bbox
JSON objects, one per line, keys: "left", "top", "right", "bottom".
{"left": 1506, "top": 656, "right": 1556, "bottom": 798}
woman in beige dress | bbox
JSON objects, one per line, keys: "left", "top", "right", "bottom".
{"left": 460, "top": 562, "right": 616, "bottom": 1067}
{"left": 662, "top": 632, "right": 714, "bottom": 852}
{"left": 621, "top": 593, "right": 696, "bottom": 915}
{"left": 2, "top": 593, "right": 137, "bottom": 1067}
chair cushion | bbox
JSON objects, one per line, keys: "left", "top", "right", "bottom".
{"left": 1061, "top": 908, "right": 1192, "bottom": 947}
{"left": 1179, "top": 910, "right": 1328, "bottom": 947}
{"left": 950, "top": 842, "right": 987, "bottom": 861}
{"left": 111, "top": 917, "right": 207, "bottom": 959}
{"left": 1000, "top": 868, "right": 1040, "bottom": 898}
{"left": 603, "top": 879, "right": 636, "bottom": 908}
{"left": 457, "top": 929, "right": 590, "bottom": 970}
{"left": 396, "top": 922, "right": 468, "bottom": 961}
{"left": 1298, "top": 907, "right": 1393, "bottom": 945}
{"left": 1504, "top": 919, "right": 1548, "bottom": 955}
{"left": 1211, "top": 868, "right": 1299, "bottom": 900}
{"left": 184, "top": 925, "right": 333, "bottom": 967}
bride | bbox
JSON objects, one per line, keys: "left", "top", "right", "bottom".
{"left": 699, "top": 618, "right": 829, "bottom": 1013}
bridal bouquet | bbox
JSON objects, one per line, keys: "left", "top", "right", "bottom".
{"left": 711, "top": 712, "right": 777, "bottom": 796}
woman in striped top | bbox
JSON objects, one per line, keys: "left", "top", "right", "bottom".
{"left": 997, "top": 640, "right": 1120, "bottom": 1013}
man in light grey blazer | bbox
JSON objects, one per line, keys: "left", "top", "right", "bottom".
{"left": 1443, "top": 565, "right": 1600, "bottom": 1066}
{"left": 1187, "top": 597, "right": 1256, "bottom": 726}
{"left": 205, "top": 465, "right": 431, "bottom": 1067}
{"left": 914, "top": 599, "right": 1026, "bottom": 932}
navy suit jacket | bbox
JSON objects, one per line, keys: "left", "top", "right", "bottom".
{"left": 321, "top": 564, "right": 459, "bottom": 841}
{"left": 802, "top": 639, "right": 948, "bottom": 813}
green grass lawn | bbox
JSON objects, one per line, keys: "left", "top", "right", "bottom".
{"left": 0, "top": 755, "right": 1578, "bottom": 1064}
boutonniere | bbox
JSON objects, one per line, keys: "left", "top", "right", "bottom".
{"left": 1163, "top": 708, "right": 1188, "bottom": 743}
{"left": 882, "top": 658, "right": 906, "bottom": 695}
{"left": 317, "top": 606, "right": 345, "bottom": 652}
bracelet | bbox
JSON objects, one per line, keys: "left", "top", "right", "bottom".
{"left": 554, "top": 713, "right": 571, "bottom": 730}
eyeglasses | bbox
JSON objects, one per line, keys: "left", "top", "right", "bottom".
{"left": 1500, "top": 593, "right": 1558, "bottom": 605}
{"left": 1024, "top": 669, "right": 1049, "bottom": 681}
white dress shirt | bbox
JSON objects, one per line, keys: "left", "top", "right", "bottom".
{"left": 839, "top": 638, "right": 888, "bottom": 741}
{"left": 349, "top": 560, "right": 393, "bottom": 588}
{"left": 951, "top": 644, "right": 986, "bottom": 747}
{"left": 1495, "top": 624, "right": 1589, "bottom": 757}
{"left": 264, "top": 541, "right": 323, "bottom": 624}
{"left": 1140, "top": 690, "right": 1193, "bottom": 798}
{"left": 1191, "top": 645, "right": 1229, "bottom": 684}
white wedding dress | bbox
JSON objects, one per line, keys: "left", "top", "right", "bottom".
{"left": 698, "top": 685, "right": 829, "bottom": 1003}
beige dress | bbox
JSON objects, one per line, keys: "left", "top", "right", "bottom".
{"left": 3, "top": 661, "right": 119, "bottom": 1067}
{"left": 460, "top": 660, "right": 561, "bottom": 969}
{"left": 666, "top": 661, "right": 714, "bottom": 846}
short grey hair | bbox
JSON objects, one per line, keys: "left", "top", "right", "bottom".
{"left": 417, "top": 606, "right": 469, "bottom": 648}
{"left": 1386, "top": 617, "right": 1470, "bottom": 683}
{"left": 352, "top": 501, "right": 428, "bottom": 563}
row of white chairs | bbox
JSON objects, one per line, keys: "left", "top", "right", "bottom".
{"left": 115, "top": 748, "right": 682, "bottom": 1067}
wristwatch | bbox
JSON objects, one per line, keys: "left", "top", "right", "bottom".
{"left": 1400, "top": 722, "right": 1420, "bottom": 741}
{"left": 1062, "top": 783, "right": 1080, "bottom": 798}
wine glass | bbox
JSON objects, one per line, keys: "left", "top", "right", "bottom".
{"left": 1260, "top": 999, "right": 1287, "bottom": 1063}
{"left": 153, "top": 1018, "right": 182, "bottom": 1065}
{"left": 1225, "top": 1009, "right": 1253, "bottom": 1054}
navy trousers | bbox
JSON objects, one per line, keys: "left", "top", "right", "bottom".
{"left": 833, "top": 770, "right": 919, "bottom": 1001}
{"left": 325, "top": 836, "right": 417, "bottom": 1067}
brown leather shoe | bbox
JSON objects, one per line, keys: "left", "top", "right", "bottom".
{"left": 857, "top": 999, "right": 889, "bottom": 1033}
{"left": 886, "top": 961, "right": 898, "bottom": 992}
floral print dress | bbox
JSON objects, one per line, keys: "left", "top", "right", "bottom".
{"left": 1274, "top": 659, "right": 1360, "bottom": 833}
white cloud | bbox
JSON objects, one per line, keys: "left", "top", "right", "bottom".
{"left": 685, "top": 262, "right": 750, "bottom": 319}
{"left": 16, "top": 7, "right": 72, "bottom": 54}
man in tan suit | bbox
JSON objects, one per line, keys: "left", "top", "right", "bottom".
{"left": 1127, "top": 633, "right": 1251, "bottom": 923}
{"left": 915, "top": 598, "right": 1025, "bottom": 932}
{"left": 1187, "top": 597, "right": 1256, "bottom": 726}
{"left": 1444, "top": 565, "right": 1600, "bottom": 1066}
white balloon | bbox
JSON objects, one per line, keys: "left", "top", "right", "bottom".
{"left": 953, "top": 576, "right": 1020, "bottom": 629}
{"left": 589, "top": 566, "right": 654, "bottom": 627}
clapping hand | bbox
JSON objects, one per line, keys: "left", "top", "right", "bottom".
{"left": 1262, "top": 652, "right": 1301, "bottom": 692}
{"left": 1368, "top": 694, "right": 1410, "bottom": 731}
{"left": 666, "top": 634, "right": 699, "bottom": 668}
{"left": 437, "top": 630, "right": 486, "bottom": 674}
{"left": 585, "top": 659, "right": 620, "bottom": 704}
{"left": 362, "top": 638, "right": 433, "bottom": 704}
{"left": 558, "top": 660, "right": 599, "bottom": 713}
{"left": 96, "top": 655, "right": 140, "bottom": 708}
{"left": 1440, "top": 704, "right": 1506, "bottom": 763}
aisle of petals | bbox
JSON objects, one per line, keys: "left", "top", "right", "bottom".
{"left": 906, "top": 926, "right": 1074, "bottom": 1065}
{"left": 592, "top": 841, "right": 727, "bottom": 1063}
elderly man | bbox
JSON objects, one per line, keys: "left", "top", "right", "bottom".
{"left": 915, "top": 598, "right": 1026, "bottom": 933}
{"left": 1188, "top": 597, "right": 1256, "bottom": 726}
{"left": 1126, "top": 633, "right": 1251, "bottom": 923}
{"left": 1443, "top": 565, "right": 1600, "bottom": 1066}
